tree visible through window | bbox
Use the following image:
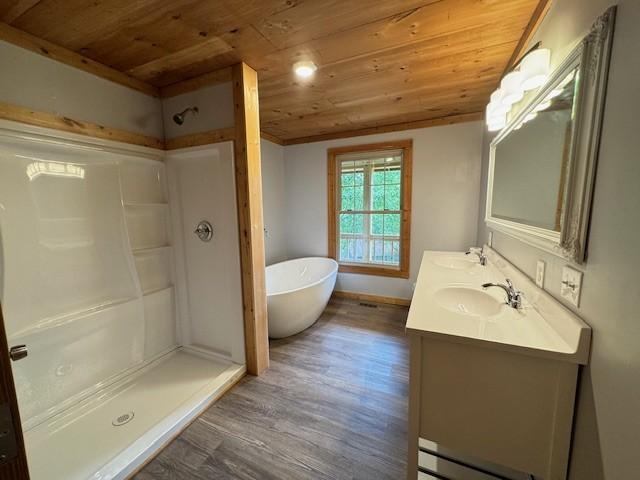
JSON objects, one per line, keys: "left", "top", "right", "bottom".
{"left": 328, "top": 140, "right": 412, "bottom": 278}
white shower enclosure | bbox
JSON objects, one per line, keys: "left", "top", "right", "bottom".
{"left": 0, "top": 120, "right": 246, "bottom": 479}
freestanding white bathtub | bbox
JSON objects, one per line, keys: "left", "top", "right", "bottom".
{"left": 266, "top": 257, "right": 338, "bottom": 338}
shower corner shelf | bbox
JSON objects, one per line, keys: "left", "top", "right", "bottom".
{"left": 123, "top": 202, "right": 168, "bottom": 208}
{"left": 132, "top": 245, "right": 172, "bottom": 254}
{"left": 142, "top": 285, "right": 174, "bottom": 297}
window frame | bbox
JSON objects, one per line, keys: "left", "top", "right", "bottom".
{"left": 327, "top": 139, "right": 412, "bottom": 278}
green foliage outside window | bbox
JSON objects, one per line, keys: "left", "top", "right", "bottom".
{"left": 337, "top": 158, "right": 403, "bottom": 266}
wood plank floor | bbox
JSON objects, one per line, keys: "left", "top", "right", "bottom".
{"left": 135, "top": 298, "right": 410, "bottom": 480}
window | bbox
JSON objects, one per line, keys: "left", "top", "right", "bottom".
{"left": 328, "top": 140, "right": 412, "bottom": 278}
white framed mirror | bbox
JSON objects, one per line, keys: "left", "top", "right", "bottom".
{"left": 486, "top": 7, "right": 616, "bottom": 264}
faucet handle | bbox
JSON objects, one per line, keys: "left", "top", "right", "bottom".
{"left": 505, "top": 279, "right": 523, "bottom": 294}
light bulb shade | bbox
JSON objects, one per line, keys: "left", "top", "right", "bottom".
{"left": 500, "top": 71, "right": 524, "bottom": 106}
{"left": 534, "top": 99, "right": 552, "bottom": 112}
{"left": 486, "top": 104, "right": 506, "bottom": 131}
{"left": 487, "top": 116, "right": 506, "bottom": 132}
{"left": 490, "top": 90, "right": 509, "bottom": 115}
{"left": 486, "top": 102, "right": 506, "bottom": 123}
{"left": 520, "top": 48, "right": 550, "bottom": 91}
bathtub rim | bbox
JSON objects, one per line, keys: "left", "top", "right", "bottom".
{"left": 266, "top": 256, "right": 338, "bottom": 298}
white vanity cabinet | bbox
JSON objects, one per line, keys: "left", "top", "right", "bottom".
{"left": 406, "top": 249, "right": 591, "bottom": 480}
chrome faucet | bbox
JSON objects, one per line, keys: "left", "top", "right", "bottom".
{"left": 482, "top": 278, "right": 523, "bottom": 309}
{"left": 466, "top": 247, "right": 487, "bottom": 266}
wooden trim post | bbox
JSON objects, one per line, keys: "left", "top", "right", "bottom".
{"left": 232, "top": 62, "right": 269, "bottom": 376}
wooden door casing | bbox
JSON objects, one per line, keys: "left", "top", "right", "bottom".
{"left": 0, "top": 303, "right": 30, "bottom": 479}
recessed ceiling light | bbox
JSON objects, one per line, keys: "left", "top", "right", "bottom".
{"left": 293, "top": 61, "right": 317, "bottom": 78}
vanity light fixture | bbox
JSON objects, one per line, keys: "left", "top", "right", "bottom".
{"left": 487, "top": 117, "right": 507, "bottom": 132}
{"left": 485, "top": 43, "right": 552, "bottom": 131}
{"left": 500, "top": 71, "right": 525, "bottom": 107}
{"left": 534, "top": 99, "right": 552, "bottom": 112}
{"left": 293, "top": 60, "right": 317, "bottom": 78}
{"left": 486, "top": 101, "right": 507, "bottom": 132}
{"left": 520, "top": 48, "right": 551, "bottom": 91}
{"left": 487, "top": 119, "right": 507, "bottom": 132}
{"left": 490, "top": 90, "right": 509, "bottom": 115}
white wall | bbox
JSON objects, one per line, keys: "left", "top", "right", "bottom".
{"left": 477, "top": 2, "right": 640, "bottom": 478}
{"left": 161, "top": 82, "right": 234, "bottom": 139}
{"left": 167, "top": 143, "right": 245, "bottom": 364}
{"left": 0, "top": 41, "right": 163, "bottom": 138}
{"left": 260, "top": 139, "right": 287, "bottom": 265}
{"left": 283, "top": 121, "right": 484, "bottom": 299}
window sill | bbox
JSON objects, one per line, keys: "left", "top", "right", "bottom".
{"left": 337, "top": 263, "right": 409, "bottom": 279}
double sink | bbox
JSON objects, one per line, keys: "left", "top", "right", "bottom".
{"left": 406, "top": 250, "right": 591, "bottom": 363}
{"left": 405, "top": 248, "right": 592, "bottom": 479}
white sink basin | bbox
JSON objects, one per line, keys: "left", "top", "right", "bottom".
{"left": 434, "top": 287, "right": 503, "bottom": 317}
{"left": 407, "top": 251, "right": 592, "bottom": 365}
{"left": 431, "top": 256, "right": 477, "bottom": 270}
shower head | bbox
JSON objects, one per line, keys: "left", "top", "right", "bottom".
{"left": 172, "top": 106, "right": 199, "bottom": 125}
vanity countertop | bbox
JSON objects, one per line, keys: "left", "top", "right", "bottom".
{"left": 406, "top": 249, "right": 591, "bottom": 364}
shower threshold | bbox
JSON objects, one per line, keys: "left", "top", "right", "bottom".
{"left": 23, "top": 348, "right": 245, "bottom": 480}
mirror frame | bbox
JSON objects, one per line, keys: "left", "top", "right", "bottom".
{"left": 486, "top": 6, "right": 616, "bottom": 264}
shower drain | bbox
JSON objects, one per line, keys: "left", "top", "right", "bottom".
{"left": 112, "top": 411, "right": 135, "bottom": 427}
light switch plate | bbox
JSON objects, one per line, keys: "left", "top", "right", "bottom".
{"left": 535, "top": 260, "right": 545, "bottom": 288}
{"left": 561, "top": 266, "right": 583, "bottom": 307}
{"left": 488, "top": 231, "right": 493, "bottom": 247}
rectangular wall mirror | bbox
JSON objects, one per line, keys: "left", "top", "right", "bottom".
{"left": 486, "top": 7, "right": 616, "bottom": 263}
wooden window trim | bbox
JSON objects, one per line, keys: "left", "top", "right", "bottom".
{"left": 328, "top": 139, "right": 412, "bottom": 279}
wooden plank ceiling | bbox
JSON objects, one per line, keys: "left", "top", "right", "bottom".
{"left": 0, "top": 0, "right": 541, "bottom": 143}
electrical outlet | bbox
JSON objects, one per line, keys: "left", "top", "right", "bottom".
{"left": 536, "top": 260, "right": 545, "bottom": 288}
{"left": 561, "top": 266, "right": 583, "bottom": 307}
{"left": 488, "top": 231, "right": 493, "bottom": 247}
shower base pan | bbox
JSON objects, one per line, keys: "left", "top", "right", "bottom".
{"left": 23, "top": 348, "right": 245, "bottom": 480}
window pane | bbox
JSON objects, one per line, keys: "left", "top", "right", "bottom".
{"left": 341, "top": 186, "right": 354, "bottom": 211}
{"left": 339, "top": 238, "right": 350, "bottom": 261}
{"left": 354, "top": 238, "right": 365, "bottom": 262}
{"left": 371, "top": 185, "right": 385, "bottom": 210}
{"left": 383, "top": 240, "right": 398, "bottom": 263}
{"left": 384, "top": 184, "right": 401, "bottom": 210}
{"left": 384, "top": 213, "right": 401, "bottom": 236}
{"left": 385, "top": 168, "right": 401, "bottom": 184}
{"left": 372, "top": 169, "right": 385, "bottom": 185}
{"left": 371, "top": 239, "right": 383, "bottom": 263}
{"left": 354, "top": 186, "right": 364, "bottom": 210}
{"left": 341, "top": 186, "right": 364, "bottom": 211}
{"left": 340, "top": 236, "right": 369, "bottom": 263}
{"left": 354, "top": 214, "right": 365, "bottom": 234}
{"left": 370, "top": 213, "right": 383, "bottom": 235}
{"left": 355, "top": 171, "right": 365, "bottom": 186}
{"left": 340, "top": 213, "right": 354, "bottom": 234}
{"left": 341, "top": 161, "right": 356, "bottom": 185}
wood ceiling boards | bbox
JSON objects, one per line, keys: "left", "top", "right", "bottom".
{"left": 1, "top": 0, "right": 544, "bottom": 143}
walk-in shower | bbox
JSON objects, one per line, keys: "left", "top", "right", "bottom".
{"left": 0, "top": 120, "right": 245, "bottom": 479}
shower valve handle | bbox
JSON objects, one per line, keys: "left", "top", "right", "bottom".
{"left": 194, "top": 220, "right": 213, "bottom": 242}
